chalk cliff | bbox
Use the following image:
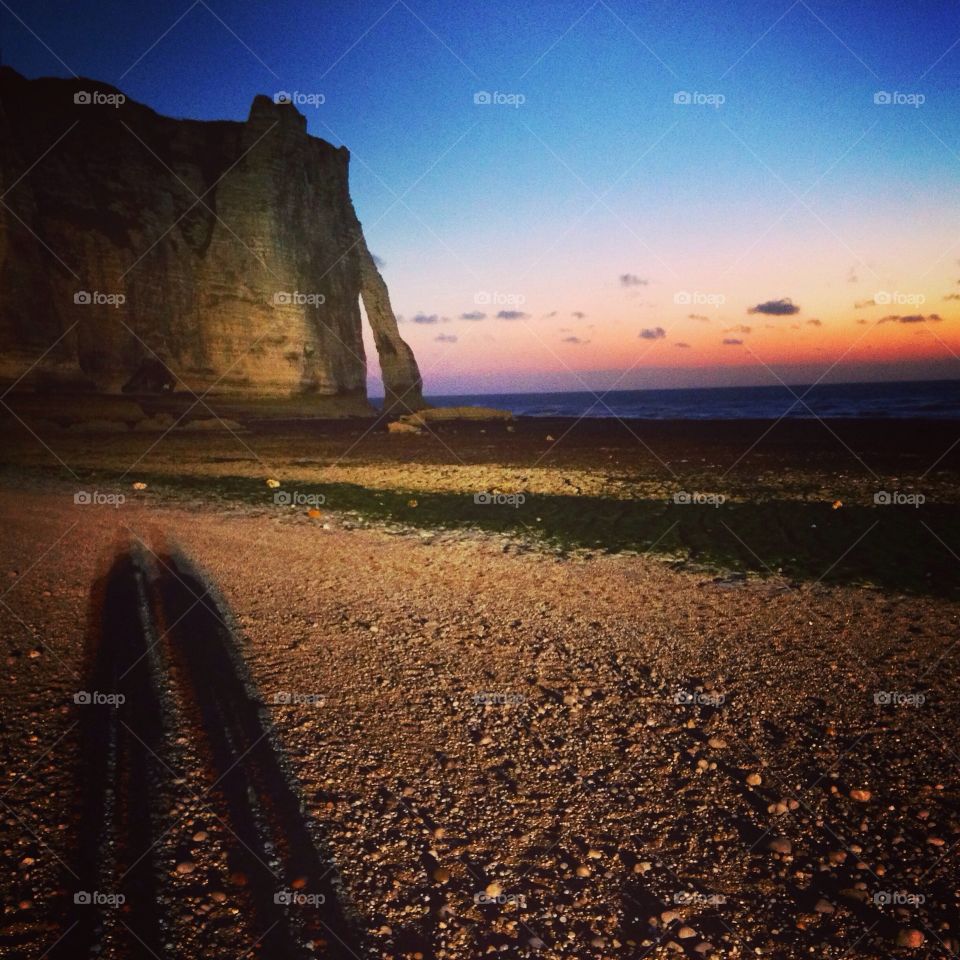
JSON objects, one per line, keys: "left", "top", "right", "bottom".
{"left": 0, "top": 68, "right": 424, "bottom": 415}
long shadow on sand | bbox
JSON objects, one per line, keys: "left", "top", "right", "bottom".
{"left": 51, "top": 542, "right": 364, "bottom": 959}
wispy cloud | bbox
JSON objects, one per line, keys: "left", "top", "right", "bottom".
{"left": 748, "top": 298, "right": 800, "bottom": 316}
{"left": 639, "top": 326, "right": 666, "bottom": 340}
{"left": 722, "top": 337, "right": 744, "bottom": 345}
{"left": 497, "top": 310, "right": 530, "bottom": 320}
{"left": 620, "top": 273, "right": 648, "bottom": 287}
{"left": 460, "top": 311, "right": 486, "bottom": 320}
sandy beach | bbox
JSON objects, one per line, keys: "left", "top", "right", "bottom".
{"left": 1, "top": 414, "right": 958, "bottom": 959}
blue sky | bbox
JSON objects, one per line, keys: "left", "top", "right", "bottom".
{"left": 4, "top": 0, "right": 960, "bottom": 393}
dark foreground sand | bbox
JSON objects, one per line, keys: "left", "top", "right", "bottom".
{"left": 1, "top": 462, "right": 958, "bottom": 958}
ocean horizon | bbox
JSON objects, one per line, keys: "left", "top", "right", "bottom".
{"left": 372, "top": 378, "right": 960, "bottom": 420}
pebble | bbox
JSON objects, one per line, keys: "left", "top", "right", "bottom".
{"left": 175, "top": 861, "right": 196, "bottom": 875}
{"left": 746, "top": 772, "right": 762, "bottom": 786}
{"left": 849, "top": 789, "right": 871, "bottom": 802}
{"left": 896, "top": 929, "right": 924, "bottom": 949}
{"left": 767, "top": 837, "right": 792, "bottom": 855}
{"left": 678, "top": 926, "right": 696, "bottom": 939}
{"left": 814, "top": 898, "right": 834, "bottom": 914}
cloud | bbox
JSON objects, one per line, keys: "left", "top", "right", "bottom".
{"left": 497, "top": 310, "right": 530, "bottom": 320}
{"left": 879, "top": 313, "right": 942, "bottom": 324}
{"left": 748, "top": 298, "right": 800, "bottom": 316}
{"left": 562, "top": 335, "right": 589, "bottom": 344}
{"left": 543, "top": 310, "right": 558, "bottom": 318}
{"left": 639, "top": 326, "right": 666, "bottom": 340}
{"left": 571, "top": 311, "right": 586, "bottom": 319}
{"left": 806, "top": 318, "right": 822, "bottom": 326}
{"left": 675, "top": 342, "right": 691, "bottom": 348}
{"left": 372, "top": 253, "right": 386, "bottom": 270}
{"left": 411, "top": 312, "right": 443, "bottom": 325}
{"left": 459, "top": 311, "right": 486, "bottom": 320}
{"left": 944, "top": 294, "right": 960, "bottom": 301}
{"left": 434, "top": 333, "right": 458, "bottom": 343}
{"left": 620, "top": 274, "right": 648, "bottom": 287}
{"left": 854, "top": 299, "right": 875, "bottom": 309}
{"left": 846, "top": 266, "right": 858, "bottom": 283}
{"left": 723, "top": 324, "right": 752, "bottom": 334}
{"left": 688, "top": 313, "right": 710, "bottom": 322}
{"left": 722, "top": 338, "right": 743, "bottom": 345}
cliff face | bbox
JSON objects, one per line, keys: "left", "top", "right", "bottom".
{"left": 0, "top": 69, "right": 424, "bottom": 415}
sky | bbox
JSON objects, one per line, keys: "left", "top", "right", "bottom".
{"left": 3, "top": 0, "right": 960, "bottom": 395}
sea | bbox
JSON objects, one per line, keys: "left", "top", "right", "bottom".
{"left": 414, "top": 379, "right": 960, "bottom": 420}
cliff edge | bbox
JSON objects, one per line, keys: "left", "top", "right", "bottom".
{"left": 0, "top": 69, "right": 424, "bottom": 416}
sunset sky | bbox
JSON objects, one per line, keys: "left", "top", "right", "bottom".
{"left": 4, "top": 0, "right": 960, "bottom": 394}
